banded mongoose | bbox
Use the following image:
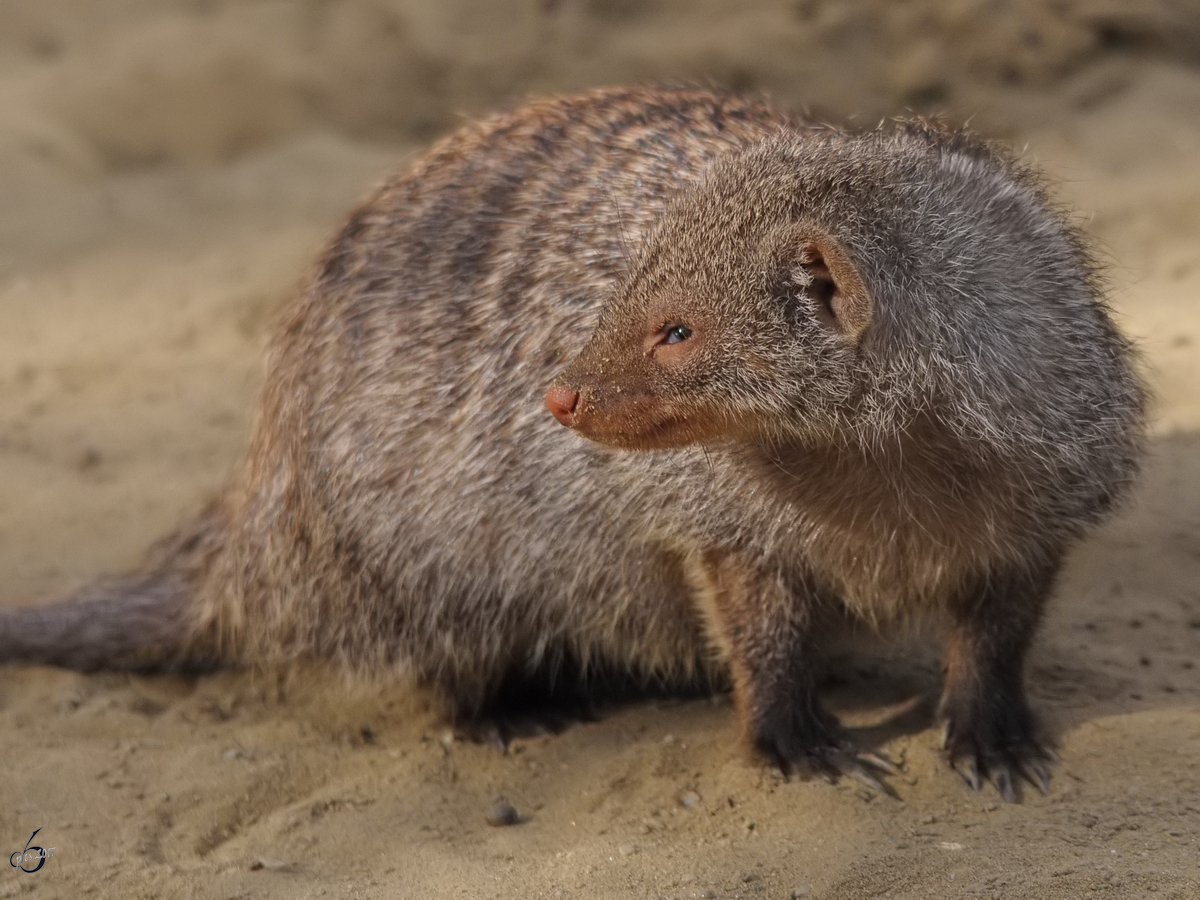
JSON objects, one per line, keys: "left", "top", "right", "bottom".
{"left": 0, "top": 86, "right": 1146, "bottom": 801}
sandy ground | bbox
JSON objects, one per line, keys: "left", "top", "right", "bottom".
{"left": 2, "top": 2, "right": 1199, "bottom": 898}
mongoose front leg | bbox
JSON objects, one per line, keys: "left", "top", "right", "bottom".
{"left": 940, "top": 560, "right": 1060, "bottom": 802}
{"left": 700, "top": 552, "right": 895, "bottom": 792}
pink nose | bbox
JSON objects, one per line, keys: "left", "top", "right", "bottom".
{"left": 545, "top": 384, "right": 581, "bottom": 426}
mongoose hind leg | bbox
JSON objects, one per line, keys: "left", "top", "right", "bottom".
{"left": 940, "top": 559, "right": 1061, "bottom": 802}
{"left": 453, "top": 699, "right": 601, "bottom": 752}
{"left": 450, "top": 649, "right": 713, "bottom": 751}
{"left": 451, "top": 676, "right": 602, "bottom": 751}
{"left": 701, "top": 552, "right": 898, "bottom": 795}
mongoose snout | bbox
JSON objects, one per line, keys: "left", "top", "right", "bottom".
{"left": 545, "top": 368, "right": 708, "bottom": 451}
{"left": 544, "top": 383, "right": 581, "bottom": 426}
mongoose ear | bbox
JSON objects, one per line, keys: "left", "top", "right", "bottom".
{"left": 787, "top": 226, "right": 873, "bottom": 342}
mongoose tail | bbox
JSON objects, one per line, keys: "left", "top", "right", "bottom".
{"left": 0, "top": 575, "right": 194, "bottom": 672}
{"left": 0, "top": 508, "right": 225, "bottom": 673}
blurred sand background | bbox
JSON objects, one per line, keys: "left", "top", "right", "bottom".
{"left": 1, "top": 1, "right": 1199, "bottom": 897}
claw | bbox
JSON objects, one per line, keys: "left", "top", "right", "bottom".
{"left": 1020, "top": 758, "right": 1052, "bottom": 795}
{"left": 992, "top": 766, "right": 1017, "bottom": 804}
{"left": 956, "top": 757, "right": 983, "bottom": 792}
{"left": 856, "top": 750, "right": 902, "bottom": 777}
{"left": 848, "top": 761, "right": 900, "bottom": 799}
{"left": 847, "top": 765, "right": 887, "bottom": 796}
{"left": 827, "top": 742, "right": 903, "bottom": 798}
{"left": 805, "top": 747, "right": 902, "bottom": 799}
{"left": 941, "top": 706, "right": 1056, "bottom": 801}
{"left": 759, "top": 736, "right": 900, "bottom": 797}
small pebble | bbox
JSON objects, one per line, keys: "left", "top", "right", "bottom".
{"left": 617, "top": 843, "right": 636, "bottom": 856}
{"left": 485, "top": 797, "right": 520, "bottom": 827}
{"left": 680, "top": 791, "right": 700, "bottom": 808}
{"left": 248, "top": 858, "right": 297, "bottom": 873}
{"left": 792, "top": 889, "right": 812, "bottom": 899}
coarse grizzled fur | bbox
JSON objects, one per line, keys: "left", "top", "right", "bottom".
{"left": 0, "top": 86, "right": 1146, "bottom": 801}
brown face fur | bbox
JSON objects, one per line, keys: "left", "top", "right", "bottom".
{"left": 548, "top": 213, "right": 874, "bottom": 451}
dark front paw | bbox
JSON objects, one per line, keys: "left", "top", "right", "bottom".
{"left": 940, "top": 699, "right": 1055, "bottom": 803}
{"left": 751, "top": 713, "right": 900, "bottom": 797}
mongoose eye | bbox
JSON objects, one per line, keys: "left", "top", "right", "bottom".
{"left": 662, "top": 324, "right": 693, "bottom": 345}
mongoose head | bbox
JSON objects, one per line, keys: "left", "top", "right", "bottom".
{"left": 546, "top": 138, "right": 876, "bottom": 451}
